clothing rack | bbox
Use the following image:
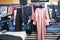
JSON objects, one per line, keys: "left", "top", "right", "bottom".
{"left": 0, "top": 4, "right": 20, "bottom": 6}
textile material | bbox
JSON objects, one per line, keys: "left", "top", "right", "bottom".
{"left": 32, "top": 8, "right": 50, "bottom": 40}
{"left": 14, "top": 10, "right": 17, "bottom": 25}
{"left": 48, "top": 5, "right": 56, "bottom": 19}
{"left": 0, "top": 6, "right": 7, "bottom": 17}
{"left": 2, "top": 22, "right": 9, "bottom": 31}
{"left": 22, "top": 20, "right": 32, "bottom": 31}
{"left": 8, "top": 20, "right": 15, "bottom": 31}
{"left": 51, "top": 5, "right": 56, "bottom": 19}
{"left": 32, "top": 6, "right": 37, "bottom": 25}
{"left": 15, "top": 8, "right": 23, "bottom": 31}
{"left": 0, "top": 21, "right": 2, "bottom": 31}
{"left": 23, "top": 6, "right": 32, "bottom": 24}
{"left": 57, "top": 5, "right": 60, "bottom": 19}
{"left": 0, "top": 34, "right": 22, "bottom": 40}
{"left": 22, "top": 20, "right": 32, "bottom": 34}
{"left": 8, "top": 6, "right": 14, "bottom": 15}
{"left": 1, "top": 16, "right": 10, "bottom": 21}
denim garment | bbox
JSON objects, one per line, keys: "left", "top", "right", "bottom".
{"left": 48, "top": 5, "right": 56, "bottom": 19}
{"left": 23, "top": 6, "right": 32, "bottom": 24}
{"left": 8, "top": 20, "right": 15, "bottom": 31}
{"left": 0, "top": 20, "right": 2, "bottom": 31}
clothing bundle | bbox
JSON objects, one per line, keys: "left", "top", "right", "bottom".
{"left": 0, "top": 6, "right": 14, "bottom": 31}
{"left": 0, "top": 5, "right": 33, "bottom": 32}
{"left": 14, "top": 4, "right": 50, "bottom": 40}
{"left": 14, "top": 6, "right": 33, "bottom": 34}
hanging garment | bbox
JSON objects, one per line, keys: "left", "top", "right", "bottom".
{"left": 48, "top": 5, "right": 56, "bottom": 19}
{"left": 14, "top": 10, "right": 17, "bottom": 25}
{"left": 8, "top": 6, "right": 14, "bottom": 15}
{"left": 0, "top": 6, "right": 7, "bottom": 17}
{"left": 23, "top": 20, "right": 32, "bottom": 31}
{"left": 15, "top": 8, "right": 23, "bottom": 31}
{"left": 23, "top": 20, "right": 32, "bottom": 34}
{"left": 32, "top": 8, "right": 50, "bottom": 40}
{"left": 57, "top": 5, "right": 60, "bottom": 19}
{"left": 0, "top": 20, "right": 2, "bottom": 31}
{"left": 32, "top": 5, "right": 42, "bottom": 31}
{"left": 22, "top": 6, "right": 32, "bottom": 32}
{"left": 8, "top": 20, "right": 15, "bottom": 31}
{"left": 33, "top": 5, "right": 42, "bottom": 11}
{"left": 14, "top": 6, "right": 22, "bottom": 25}
{"left": 52, "top": 5, "right": 56, "bottom": 19}
{"left": 23, "top": 6, "right": 32, "bottom": 24}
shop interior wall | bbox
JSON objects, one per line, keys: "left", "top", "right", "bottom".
{"left": 0, "top": 0, "right": 19, "bottom": 4}
{"left": 0, "top": 0, "right": 59, "bottom": 4}
{"left": 0, "top": 0, "right": 32, "bottom": 4}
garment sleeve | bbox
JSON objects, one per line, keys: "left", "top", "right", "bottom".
{"left": 14, "top": 10, "right": 17, "bottom": 25}
{"left": 32, "top": 7, "right": 36, "bottom": 25}
{"left": 8, "top": 6, "right": 14, "bottom": 15}
{"left": 32, "top": 6, "right": 35, "bottom": 20}
{"left": 45, "top": 8, "right": 50, "bottom": 25}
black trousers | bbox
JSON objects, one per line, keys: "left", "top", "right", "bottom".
{"left": 15, "top": 8, "right": 23, "bottom": 31}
